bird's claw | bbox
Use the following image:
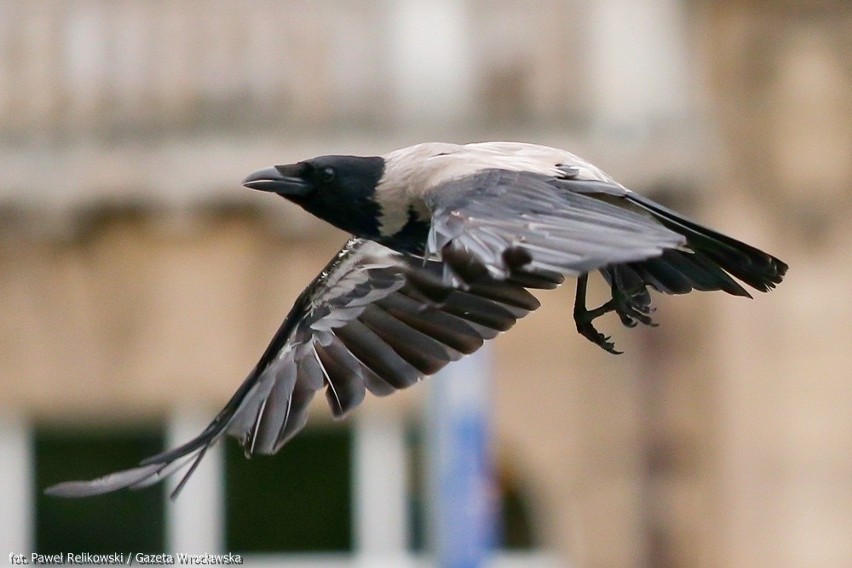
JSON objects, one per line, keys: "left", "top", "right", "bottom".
{"left": 574, "top": 306, "right": 623, "bottom": 355}
{"left": 575, "top": 318, "right": 622, "bottom": 354}
{"left": 573, "top": 274, "right": 659, "bottom": 353}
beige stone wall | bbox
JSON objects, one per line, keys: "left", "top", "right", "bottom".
{"left": 1, "top": 207, "right": 337, "bottom": 416}
{"left": 694, "top": 3, "right": 852, "bottom": 567}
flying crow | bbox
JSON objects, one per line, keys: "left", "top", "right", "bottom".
{"left": 46, "top": 142, "right": 786, "bottom": 498}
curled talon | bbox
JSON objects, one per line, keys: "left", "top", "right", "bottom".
{"left": 575, "top": 320, "right": 621, "bottom": 354}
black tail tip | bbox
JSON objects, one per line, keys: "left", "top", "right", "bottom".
{"left": 753, "top": 256, "right": 788, "bottom": 292}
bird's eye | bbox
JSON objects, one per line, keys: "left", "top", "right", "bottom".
{"left": 318, "top": 167, "right": 336, "bottom": 183}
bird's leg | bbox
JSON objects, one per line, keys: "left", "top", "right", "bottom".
{"left": 573, "top": 274, "right": 622, "bottom": 354}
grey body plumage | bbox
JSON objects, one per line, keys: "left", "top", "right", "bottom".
{"left": 46, "top": 141, "right": 787, "bottom": 498}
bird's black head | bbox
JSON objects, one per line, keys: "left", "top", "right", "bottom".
{"left": 243, "top": 155, "right": 386, "bottom": 238}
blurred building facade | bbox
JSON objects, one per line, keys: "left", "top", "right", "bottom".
{"left": 1, "top": 1, "right": 850, "bottom": 567}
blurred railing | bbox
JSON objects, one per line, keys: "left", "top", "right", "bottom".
{"left": 0, "top": 0, "right": 369, "bottom": 140}
{"left": 0, "top": 0, "right": 590, "bottom": 143}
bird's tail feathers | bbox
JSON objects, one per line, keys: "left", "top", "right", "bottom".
{"left": 624, "top": 193, "right": 788, "bottom": 294}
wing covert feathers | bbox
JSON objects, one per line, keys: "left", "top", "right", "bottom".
{"left": 427, "top": 170, "right": 785, "bottom": 297}
{"left": 427, "top": 170, "right": 687, "bottom": 281}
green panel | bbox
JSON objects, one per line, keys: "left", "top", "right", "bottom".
{"left": 35, "top": 425, "right": 165, "bottom": 553}
{"left": 225, "top": 426, "right": 353, "bottom": 553}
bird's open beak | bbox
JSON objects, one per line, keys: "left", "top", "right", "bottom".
{"left": 242, "top": 164, "right": 312, "bottom": 195}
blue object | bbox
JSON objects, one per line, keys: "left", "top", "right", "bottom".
{"left": 428, "top": 347, "right": 495, "bottom": 568}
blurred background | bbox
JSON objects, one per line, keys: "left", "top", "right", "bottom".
{"left": 1, "top": 1, "right": 850, "bottom": 567}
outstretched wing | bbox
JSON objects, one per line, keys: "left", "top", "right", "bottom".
{"left": 46, "top": 238, "right": 540, "bottom": 498}
{"left": 425, "top": 168, "right": 687, "bottom": 281}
